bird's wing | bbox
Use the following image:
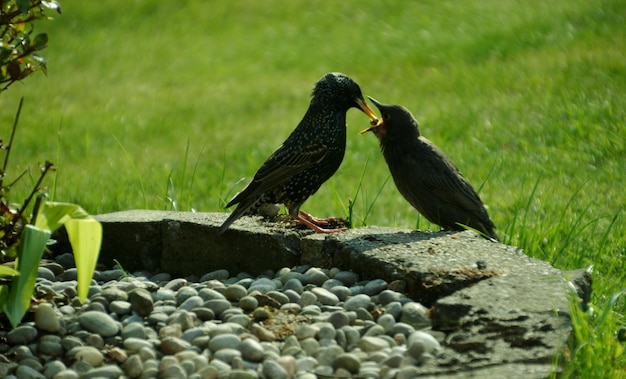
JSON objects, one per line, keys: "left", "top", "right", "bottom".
{"left": 405, "top": 139, "right": 489, "bottom": 217}
{"left": 226, "top": 142, "right": 327, "bottom": 207}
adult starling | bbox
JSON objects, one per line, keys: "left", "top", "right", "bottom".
{"left": 361, "top": 97, "right": 500, "bottom": 241}
{"left": 219, "top": 73, "right": 379, "bottom": 234}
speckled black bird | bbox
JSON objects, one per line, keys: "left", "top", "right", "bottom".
{"left": 219, "top": 73, "right": 379, "bottom": 234}
{"left": 361, "top": 97, "right": 500, "bottom": 241}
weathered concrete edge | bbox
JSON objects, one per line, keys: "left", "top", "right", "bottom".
{"left": 80, "top": 210, "right": 590, "bottom": 378}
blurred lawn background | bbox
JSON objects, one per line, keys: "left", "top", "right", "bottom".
{"left": 2, "top": 0, "right": 625, "bottom": 375}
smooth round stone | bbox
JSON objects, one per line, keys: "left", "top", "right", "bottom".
{"left": 262, "top": 359, "right": 288, "bottom": 379}
{"left": 280, "top": 303, "right": 301, "bottom": 314}
{"left": 392, "top": 322, "right": 415, "bottom": 336}
{"left": 61, "top": 336, "right": 84, "bottom": 351}
{"left": 198, "top": 288, "right": 227, "bottom": 301}
{"left": 377, "top": 313, "right": 396, "bottom": 333}
{"left": 160, "top": 324, "right": 182, "bottom": 339}
{"left": 363, "top": 324, "right": 385, "bottom": 337}
{"left": 296, "top": 356, "right": 317, "bottom": 372}
{"left": 163, "top": 278, "right": 188, "bottom": 291}
{"left": 72, "top": 346, "right": 104, "bottom": 366}
{"left": 283, "top": 289, "right": 301, "bottom": 304}
{"left": 275, "top": 356, "right": 297, "bottom": 377}
{"left": 213, "top": 348, "right": 242, "bottom": 364}
{"left": 295, "top": 324, "right": 318, "bottom": 340}
{"left": 43, "top": 360, "right": 67, "bottom": 378}
{"left": 407, "top": 331, "right": 441, "bottom": 355}
{"left": 282, "top": 278, "right": 303, "bottom": 293}
{"left": 239, "top": 296, "right": 258, "bottom": 312}
{"left": 247, "top": 278, "right": 277, "bottom": 293}
{"left": 121, "top": 354, "right": 142, "bottom": 378}
{"left": 382, "top": 353, "right": 404, "bottom": 368}
{"left": 153, "top": 288, "right": 176, "bottom": 302}
{"left": 378, "top": 289, "right": 401, "bottom": 305}
{"left": 123, "top": 337, "right": 153, "bottom": 352}
{"left": 51, "top": 369, "right": 79, "bottom": 379}
{"left": 15, "top": 365, "right": 45, "bottom": 379}
{"left": 34, "top": 303, "right": 61, "bottom": 333}
{"left": 226, "top": 314, "right": 250, "bottom": 328}
{"left": 313, "top": 345, "right": 344, "bottom": 366}
{"left": 252, "top": 307, "right": 271, "bottom": 321}
{"left": 396, "top": 365, "right": 421, "bottom": 379}
{"left": 78, "top": 311, "right": 119, "bottom": 337}
{"left": 297, "top": 291, "right": 317, "bottom": 307}
{"left": 363, "top": 279, "right": 388, "bottom": 296}
{"left": 128, "top": 288, "right": 154, "bottom": 317}
{"left": 228, "top": 369, "right": 258, "bottom": 379}
{"left": 328, "top": 312, "right": 350, "bottom": 329}
{"left": 59, "top": 268, "right": 78, "bottom": 281}
{"left": 329, "top": 285, "right": 351, "bottom": 301}
{"left": 266, "top": 290, "right": 290, "bottom": 305}
{"left": 299, "top": 338, "right": 320, "bottom": 356}
{"left": 180, "top": 327, "right": 207, "bottom": 344}
{"left": 332, "top": 353, "right": 361, "bottom": 374}
{"left": 310, "top": 287, "right": 339, "bottom": 305}
{"left": 7, "top": 325, "right": 38, "bottom": 345}
{"left": 250, "top": 323, "right": 276, "bottom": 342}
{"left": 203, "top": 299, "right": 231, "bottom": 317}
{"left": 208, "top": 334, "right": 241, "bottom": 351}
{"left": 358, "top": 336, "right": 390, "bottom": 352}
{"left": 37, "top": 266, "right": 56, "bottom": 281}
{"left": 101, "top": 287, "right": 127, "bottom": 302}
{"left": 167, "top": 310, "right": 196, "bottom": 330}
{"left": 38, "top": 335, "right": 63, "bottom": 356}
{"left": 321, "top": 278, "right": 344, "bottom": 290}
{"left": 224, "top": 284, "right": 248, "bottom": 301}
{"left": 192, "top": 307, "right": 215, "bottom": 321}
{"left": 400, "top": 302, "right": 430, "bottom": 329}
{"left": 80, "top": 365, "right": 124, "bottom": 379}
{"left": 344, "top": 294, "right": 371, "bottom": 311}
{"left": 407, "top": 340, "right": 425, "bottom": 360}
{"left": 240, "top": 338, "right": 264, "bottom": 362}
{"left": 200, "top": 269, "right": 229, "bottom": 282}
{"left": 317, "top": 323, "right": 336, "bottom": 340}
{"left": 175, "top": 287, "right": 199, "bottom": 304}
{"left": 356, "top": 307, "right": 373, "bottom": 322}
{"left": 161, "top": 337, "right": 191, "bottom": 355}
{"left": 302, "top": 268, "right": 329, "bottom": 286}
{"left": 385, "top": 301, "right": 403, "bottom": 319}
{"left": 109, "top": 300, "right": 132, "bottom": 315}
{"left": 179, "top": 295, "right": 204, "bottom": 311}
{"left": 333, "top": 271, "right": 358, "bottom": 286}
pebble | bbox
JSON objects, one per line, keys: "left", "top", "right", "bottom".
{"left": 2, "top": 264, "right": 444, "bottom": 379}
{"left": 77, "top": 311, "right": 120, "bottom": 337}
{"left": 34, "top": 303, "right": 61, "bottom": 333}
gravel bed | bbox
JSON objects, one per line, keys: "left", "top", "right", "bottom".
{"left": 0, "top": 253, "right": 445, "bottom": 379}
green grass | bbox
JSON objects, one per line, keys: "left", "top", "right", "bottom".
{"left": 2, "top": 0, "right": 625, "bottom": 375}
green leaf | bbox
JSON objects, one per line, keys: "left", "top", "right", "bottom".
{"left": 35, "top": 201, "right": 90, "bottom": 232}
{"left": 0, "top": 265, "right": 19, "bottom": 278}
{"left": 3, "top": 225, "right": 50, "bottom": 328}
{"left": 65, "top": 218, "right": 102, "bottom": 302}
{"left": 16, "top": 0, "right": 31, "bottom": 14}
{"left": 32, "top": 34, "right": 48, "bottom": 51}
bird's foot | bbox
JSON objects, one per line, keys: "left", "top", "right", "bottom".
{"left": 298, "top": 211, "right": 339, "bottom": 226}
{"left": 295, "top": 211, "right": 346, "bottom": 234}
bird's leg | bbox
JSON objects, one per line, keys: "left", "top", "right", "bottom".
{"left": 294, "top": 211, "right": 346, "bottom": 234}
{"left": 298, "top": 211, "right": 339, "bottom": 226}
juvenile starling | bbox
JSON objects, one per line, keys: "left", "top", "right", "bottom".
{"left": 219, "top": 73, "right": 379, "bottom": 234}
{"left": 361, "top": 97, "right": 500, "bottom": 241}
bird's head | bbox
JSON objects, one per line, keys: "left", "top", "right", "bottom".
{"left": 359, "top": 97, "right": 420, "bottom": 140}
{"left": 312, "top": 73, "right": 379, "bottom": 123}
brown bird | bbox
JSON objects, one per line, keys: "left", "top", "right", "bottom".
{"left": 361, "top": 97, "right": 500, "bottom": 241}
{"left": 219, "top": 73, "right": 379, "bottom": 234}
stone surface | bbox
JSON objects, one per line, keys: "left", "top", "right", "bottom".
{"left": 53, "top": 210, "right": 591, "bottom": 378}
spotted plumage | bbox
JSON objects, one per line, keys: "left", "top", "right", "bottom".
{"left": 219, "top": 73, "right": 378, "bottom": 234}
{"left": 361, "top": 97, "right": 500, "bottom": 241}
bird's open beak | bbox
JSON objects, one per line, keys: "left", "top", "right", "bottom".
{"left": 359, "top": 96, "right": 384, "bottom": 134}
{"left": 359, "top": 118, "right": 383, "bottom": 134}
{"left": 356, "top": 98, "right": 379, "bottom": 124}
